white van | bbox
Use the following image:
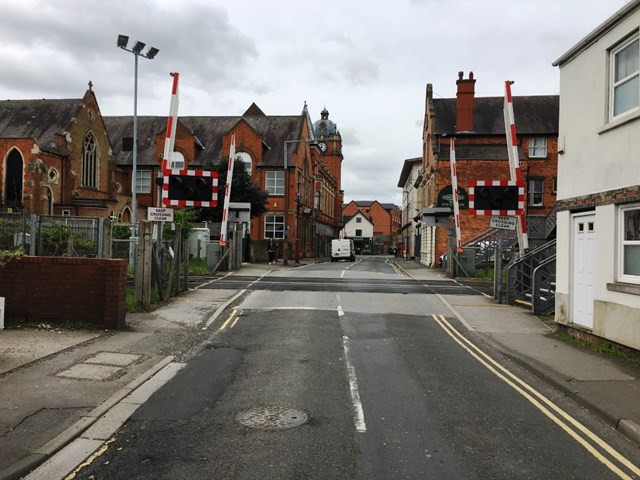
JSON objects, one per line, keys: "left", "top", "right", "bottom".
{"left": 331, "top": 239, "right": 356, "bottom": 262}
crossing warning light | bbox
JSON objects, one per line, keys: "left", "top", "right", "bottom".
{"left": 168, "top": 175, "right": 211, "bottom": 201}
{"left": 469, "top": 181, "right": 524, "bottom": 215}
{"left": 162, "top": 169, "right": 218, "bottom": 207}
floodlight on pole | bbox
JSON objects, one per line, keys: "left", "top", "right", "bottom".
{"left": 132, "top": 41, "right": 146, "bottom": 53}
{"left": 117, "top": 34, "right": 159, "bottom": 235}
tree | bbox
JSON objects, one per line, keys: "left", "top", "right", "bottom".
{"left": 195, "top": 160, "right": 268, "bottom": 222}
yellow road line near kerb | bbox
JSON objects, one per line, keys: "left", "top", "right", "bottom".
{"left": 432, "top": 314, "right": 640, "bottom": 480}
{"left": 65, "top": 437, "right": 116, "bottom": 479}
{"left": 219, "top": 309, "right": 238, "bottom": 331}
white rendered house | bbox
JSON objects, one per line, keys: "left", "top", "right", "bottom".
{"left": 553, "top": 0, "right": 640, "bottom": 349}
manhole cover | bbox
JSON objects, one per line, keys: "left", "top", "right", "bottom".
{"left": 236, "top": 406, "right": 308, "bottom": 430}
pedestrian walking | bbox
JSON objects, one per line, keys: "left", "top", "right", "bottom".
{"left": 267, "top": 238, "right": 277, "bottom": 264}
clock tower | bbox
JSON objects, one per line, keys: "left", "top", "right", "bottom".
{"left": 313, "top": 107, "right": 342, "bottom": 188}
{"left": 313, "top": 107, "right": 344, "bottom": 238}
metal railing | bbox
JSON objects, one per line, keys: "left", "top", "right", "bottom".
{"left": 532, "top": 254, "right": 556, "bottom": 315}
{"left": 507, "top": 239, "right": 556, "bottom": 310}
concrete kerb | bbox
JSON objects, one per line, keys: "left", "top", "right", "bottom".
{"left": 394, "top": 262, "right": 640, "bottom": 447}
{"left": 0, "top": 355, "right": 176, "bottom": 480}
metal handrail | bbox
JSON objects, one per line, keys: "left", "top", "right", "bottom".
{"left": 507, "top": 239, "right": 556, "bottom": 305}
{"left": 532, "top": 254, "right": 556, "bottom": 315}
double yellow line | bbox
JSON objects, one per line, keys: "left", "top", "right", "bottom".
{"left": 219, "top": 308, "right": 241, "bottom": 331}
{"left": 432, "top": 314, "right": 640, "bottom": 480}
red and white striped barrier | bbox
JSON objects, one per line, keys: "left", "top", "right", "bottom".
{"left": 503, "top": 81, "right": 528, "bottom": 251}
{"left": 162, "top": 72, "right": 179, "bottom": 174}
{"left": 450, "top": 139, "right": 463, "bottom": 252}
{"left": 219, "top": 134, "right": 236, "bottom": 246}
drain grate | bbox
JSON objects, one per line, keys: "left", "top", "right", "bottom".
{"left": 236, "top": 406, "right": 308, "bottom": 430}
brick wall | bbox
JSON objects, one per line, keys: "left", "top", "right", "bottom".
{"left": 0, "top": 257, "right": 127, "bottom": 330}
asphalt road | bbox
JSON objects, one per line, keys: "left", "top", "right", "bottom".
{"left": 72, "top": 257, "right": 640, "bottom": 479}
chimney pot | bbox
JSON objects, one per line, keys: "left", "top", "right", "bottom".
{"left": 458, "top": 71, "right": 463, "bottom": 80}
{"left": 469, "top": 71, "right": 474, "bottom": 80}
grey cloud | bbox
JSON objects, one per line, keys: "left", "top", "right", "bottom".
{"left": 339, "top": 127, "right": 361, "bottom": 146}
{"left": 342, "top": 58, "right": 380, "bottom": 86}
{"left": 0, "top": 0, "right": 259, "bottom": 97}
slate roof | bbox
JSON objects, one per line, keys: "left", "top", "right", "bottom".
{"left": 0, "top": 98, "right": 83, "bottom": 155}
{"left": 344, "top": 211, "right": 374, "bottom": 225}
{"left": 433, "top": 95, "right": 559, "bottom": 136}
{"left": 380, "top": 203, "right": 400, "bottom": 211}
{"left": 438, "top": 143, "right": 525, "bottom": 161}
{"left": 103, "top": 113, "right": 305, "bottom": 168}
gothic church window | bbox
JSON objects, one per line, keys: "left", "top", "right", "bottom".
{"left": 4, "top": 148, "right": 23, "bottom": 208}
{"left": 82, "top": 132, "right": 98, "bottom": 188}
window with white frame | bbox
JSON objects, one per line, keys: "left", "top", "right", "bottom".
{"left": 528, "top": 178, "right": 544, "bottom": 207}
{"left": 266, "top": 171, "right": 284, "bottom": 196}
{"left": 528, "top": 137, "right": 547, "bottom": 158}
{"left": 356, "top": 217, "right": 362, "bottom": 223}
{"left": 355, "top": 229, "right": 362, "bottom": 236}
{"left": 136, "top": 170, "right": 152, "bottom": 194}
{"left": 611, "top": 36, "right": 639, "bottom": 119}
{"left": 265, "top": 214, "right": 285, "bottom": 239}
{"left": 620, "top": 204, "right": 640, "bottom": 282}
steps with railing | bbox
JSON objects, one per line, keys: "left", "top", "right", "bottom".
{"left": 507, "top": 239, "right": 556, "bottom": 315}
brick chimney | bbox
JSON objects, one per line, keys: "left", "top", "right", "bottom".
{"left": 455, "top": 71, "right": 476, "bottom": 132}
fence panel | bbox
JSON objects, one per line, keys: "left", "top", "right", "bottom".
{"left": 36, "top": 216, "right": 102, "bottom": 257}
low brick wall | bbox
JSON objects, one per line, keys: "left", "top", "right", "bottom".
{"left": 0, "top": 256, "right": 127, "bottom": 330}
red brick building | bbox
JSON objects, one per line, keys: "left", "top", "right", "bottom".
{"left": 0, "top": 85, "right": 129, "bottom": 218}
{"left": 418, "top": 72, "right": 559, "bottom": 266}
{"left": 342, "top": 200, "right": 400, "bottom": 254}
{"left": 105, "top": 103, "right": 344, "bottom": 260}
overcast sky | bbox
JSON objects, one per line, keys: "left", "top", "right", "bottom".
{"left": 0, "top": 0, "right": 627, "bottom": 205}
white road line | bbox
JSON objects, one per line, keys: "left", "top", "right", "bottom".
{"left": 342, "top": 335, "right": 367, "bottom": 433}
{"left": 193, "top": 272, "right": 233, "bottom": 289}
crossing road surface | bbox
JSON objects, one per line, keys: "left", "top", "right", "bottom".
{"left": 70, "top": 257, "right": 640, "bottom": 480}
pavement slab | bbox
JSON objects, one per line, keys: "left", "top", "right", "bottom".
{"left": 0, "top": 330, "right": 100, "bottom": 375}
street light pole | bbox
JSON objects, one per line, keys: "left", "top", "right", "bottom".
{"left": 117, "top": 35, "right": 159, "bottom": 234}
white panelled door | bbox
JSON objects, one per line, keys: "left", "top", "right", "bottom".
{"left": 571, "top": 213, "right": 596, "bottom": 329}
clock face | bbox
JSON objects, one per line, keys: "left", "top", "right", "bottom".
{"left": 319, "top": 142, "right": 327, "bottom": 153}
